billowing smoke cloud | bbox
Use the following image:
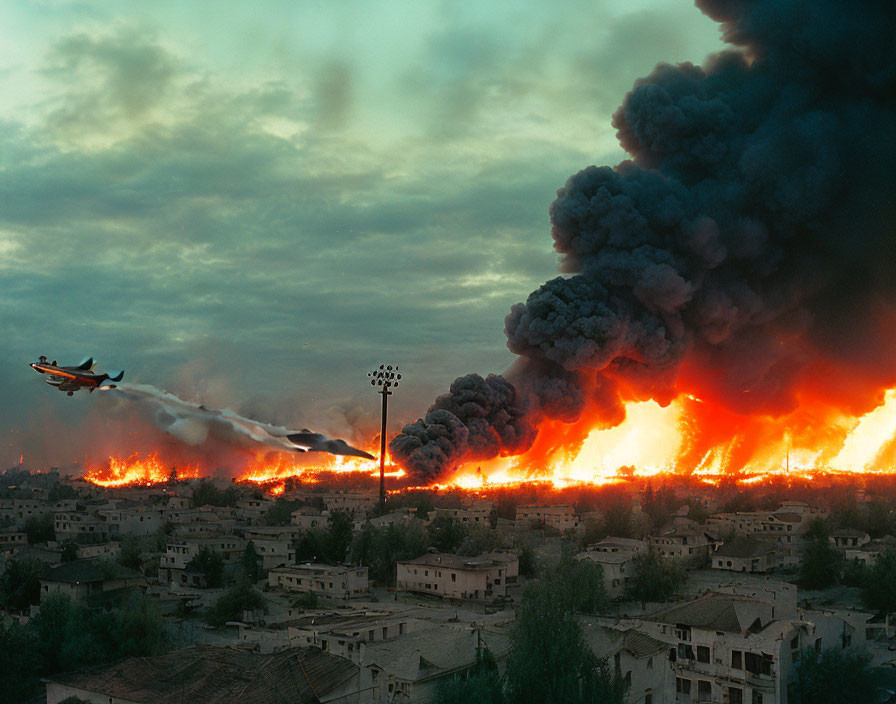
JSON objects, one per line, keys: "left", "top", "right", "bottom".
{"left": 100, "top": 383, "right": 374, "bottom": 459}
{"left": 392, "top": 0, "right": 896, "bottom": 482}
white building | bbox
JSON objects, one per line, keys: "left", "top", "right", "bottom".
{"left": 396, "top": 552, "right": 518, "bottom": 601}
{"left": 712, "top": 537, "right": 780, "bottom": 573}
{"left": 269, "top": 563, "right": 369, "bottom": 599}
{"left": 516, "top": 504, "right": 578, "bottom": 531}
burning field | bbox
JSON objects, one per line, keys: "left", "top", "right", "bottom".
{"left": 24, "top": 1, "right": 896, "bottom": 496}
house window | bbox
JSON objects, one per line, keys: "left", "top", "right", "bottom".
{"left": 752, "top": 692, "right": 763, "bottom": 704}
{"left": 728, "top": 686, "right": 743, "bottom": 704}
{"left": 451, "top": 574, "right": 456, "bottom": 582}
{"left": 697, "top": 646, "right": 710, "bottom": 663}
{"left": 676, "top": 678, "right": 691, "bottom": 695}
{"left": 698, "top": 680, "right": 711, "bottom": 701}
{"left": 731, "top": 650, "right": 742, "bottom": 669}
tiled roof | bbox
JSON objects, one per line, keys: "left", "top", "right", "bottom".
{"left": 47, "top": 645, "right": 357, "bottom": 704}
{"left": 362, "top": 625, "right": 510, "bottom": 683}
{"left": 399, "top": 552, "right": 513, "bottom": 570}
{"left": 716, "top": 537, "right": 778, "bottom": 559}
{"left": 647, "top": 595, "right": 769, "bottom": 634}
{"left": 40, "top": 559, "right": 142, "bottom": 585}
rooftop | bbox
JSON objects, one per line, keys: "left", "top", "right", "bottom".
{"left": 646, "top": 594, "right": 773, "bottom": 634}
{"left": 716, "top": 537, "right": 779, "bottom": 559}
{"left": 46, "top": 645, "right": 357, "bottom": 704}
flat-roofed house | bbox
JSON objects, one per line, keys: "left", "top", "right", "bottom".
{"left": 396, "top": 552, "right": 518, "bottom": 601}
{"left": 269, "top": 563, "right": 369, "bottom": 599}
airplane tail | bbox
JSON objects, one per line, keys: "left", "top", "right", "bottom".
{"left": 76, "top": 357, "right": 94, "bottom": 370}
{"left": 102, "top": 370, "right": 125, "bottom": 384}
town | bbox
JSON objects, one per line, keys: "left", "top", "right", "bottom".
{"left": 2, "top": 468, "right": 895, "bottom": 703}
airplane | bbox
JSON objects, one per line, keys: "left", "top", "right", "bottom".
{"left": 29, "top": 355, "right": 124, "bottom": 396}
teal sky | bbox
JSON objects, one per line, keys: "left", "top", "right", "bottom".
{"left": 0, "top": 0, "right": 726, "bottom": 467}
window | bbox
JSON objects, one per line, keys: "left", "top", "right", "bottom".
{"left": 645, "top": 695, "right": 652, "bottom": 704}
{"left": 451, "top": 573, "right": 456, "bottom": 582}
{"left": 731, "top": 650, "right": 742, "bottom": 669}
{"left": 728, "top": 686, "right": 743, "bottom": 704}
{"left": 790, "top": 635, "right": 799, "bottom": 649}
{"left": 676, "top": 678, "right": 691, "bottom": 695}
{"left": 698, "top": 680, "right": 712, "bottom": 702}
{"left": 752, "top": 692, "right": 764, "bottom": 704}
{"left": 697, "top": 645, "right": 710, "bottom": 663}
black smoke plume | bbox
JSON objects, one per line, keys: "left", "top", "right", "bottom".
{"left": 392, "top": 0, "right": 896, "bottom": 482}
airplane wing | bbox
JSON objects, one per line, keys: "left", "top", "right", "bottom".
{"left": 62, "top": 357, "right": 94, "bottom": 371}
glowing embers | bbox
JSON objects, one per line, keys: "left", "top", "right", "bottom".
{"left": 83, "top": 451, "right": 201, "bottom": 487}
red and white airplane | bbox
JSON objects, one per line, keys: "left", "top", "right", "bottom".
{"left": 29, "top": 356, "right": 124, "bottom": 396}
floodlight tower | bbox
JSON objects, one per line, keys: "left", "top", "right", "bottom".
{"left": 368, "top": 363, "right": 401, "bottom": 510}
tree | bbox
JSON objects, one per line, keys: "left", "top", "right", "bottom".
{"left": 190, "top": 479, "right": 241, "bottom": 508}
{"left": 0, "top": 556, "right": 43, "bottom": 611}
{"left": 626, "top": 550, "right": 686, "bottom": 605}
{"left": 241, "top": 542, "right": 260, "bottom": 584}
{"left": 114, "top": 592, "right": 169, "bottom": 658}
{"left": 350, "top": 522, "right": 429, "bottom": 585}
{"left": 790, "top": 648, "right": 880, "bottom": 704}
{"left": 548, "top": 554, "right": 608, "bottom": 614}
{"left": 186, "top": 548, "right": 224, "bottom": 588}
{"left": 24, "top": 513, "right": 55, "bottom": 543}
{"left": 428, "top": 515, "right": 468, "bottom": 553}
{"left": 863, "top": 547, "right": 896, "bottom": 612}
{"left": 799, "top": 535, "right": 841, "bottom": 590}
{"left": 0, "top": 618, "right": 41, "bottom": 702}
{"left": 264, "top": 498, "right": 303, "bottom": 526}
{"left": 206, "top": 583, "right": 266, "bottom": 627}
{"left": 435, "top": 648, "right": 504, "bottom": 704}
{"left": 505, "top": 580, "right": 626, "bottom": 704}
{"left": 517, "top": 545, "right": 537, "bottom": 577}
{"left": 61, "top": 541, "right": 79, "bottom": 562}
{"left": 456, "top": 527, "right": 501, "bottom": 557}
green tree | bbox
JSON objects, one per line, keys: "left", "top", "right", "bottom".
{"left": 186, "top": 548, "right": 224, "bottom": 588}
{"left": 241, "top": 542, "right": 260, "bottom": 583}
{"left": 0, "top": 618, "right": 41, "bottom": 702}
{"left": 23, "top": 513, "right": 55, "bottom": 543}
{"left": 799, "top": 534, "right": 841, "bottom": 590}
{"left": 517, "top": 545, "right": 538, "bottom": 577}
{"left": 435, "top": 648, "right": 504, "bottom": 704}
{"left": 206, "top": 583, "right": 266, "bottom": 627}
{"left": 190, "top": 479, "right": 241, "bottom": 508}
{"left": 626, "top": 550, "right": 686, "bottom": 605}
{"left": 550, "top": 556, "right": 608, "bottom": 614}
{"left": 350, "top": 522, "right": 429, "bottom": 585}
{"left": 115, "top": 592, "right": 169, "bottom": 657}
{"left": 505, "top": 581, "right": 625, "bottom": 704}
{"left": 428, "top": 515, "right": 468, "bottom": 552}
{"left": 863, "top": 547, "right": 896, "bottom": 612}
{"left": 456, "top": 527, "right": 501, "bottom": 557}
{"left": 790, "top": 648, "right": 880, "bottom": 704}
{"left": 0, "top": 556, "right": 43, "bottom": 611}
{"left": 60, "top": 541, "right": 79, "bottom": 562}
{"left": 119, "top": 536, "right": 144, "bottom": 572}
{"left": 264, "top": 498, "right": 303, "bottom": 526}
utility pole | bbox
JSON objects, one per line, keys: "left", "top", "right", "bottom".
{"left": 368, "top": 363, "right": 401, "bottom": 511}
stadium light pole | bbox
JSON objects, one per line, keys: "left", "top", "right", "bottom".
{"left": 368, "top": 364, "right": 401, "bottom": 511}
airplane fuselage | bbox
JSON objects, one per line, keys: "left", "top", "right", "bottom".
{"left": 29, "top": 358, "right": 123, "bottom": 395}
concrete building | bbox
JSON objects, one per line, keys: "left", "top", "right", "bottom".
{"left": 0, "top": 529, "right": 27, "bottom": 558}
{"left": 291, "top": 506, "right": 330, "bottom": 531}
{"left": 640, "top": 593, "right": 804, "bottom": 704}
{"left": 582, "top": 622, "right": 673, "bottom": 704}
{"left": 712, "top": 537, "right": 780, "bottom": 573}
{"left": 396, "top": 552, "right": 518, "bottom": 601}
{"left": 648, "top": 528, "right": 717, "bottom": 567}
{"left": 829, "top": 528, "right": 871, "bottom": 551}
{"left": 158, "top": 535, "right": 247, "bottom": 587}
{"left": 40, "top": 559, "right": 144, "bottom": 604}
{"left": 269, "top": 563, "right": 369, "bottom": 599}
{"left": 516, "top": 504, "right": 577, "bottom": 531}
{"left": 97, "top": 505, "right": 165, "bottom": 537}
{"left": 575, "top": 549, "right": 637, "bottom": 599}
{"left": 54, "top": 511, "right": 109, "bottom": 542}
{"left": 284, "top": 611, "right": 425, "bottom": 661}
{"left": 428, "top": 505, "right": 491, "bottom": 527}
{"left": 360, "top": 624, "right": 510, "bottom": 704}
{"left": 319, "top": 491, "right": 378, "bottom": 515}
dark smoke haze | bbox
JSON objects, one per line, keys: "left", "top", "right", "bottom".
{"left": 391, "top": 0, "right": 896, "bottom": 482}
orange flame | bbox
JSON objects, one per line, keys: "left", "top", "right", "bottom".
{"left": 80, "top": 385, "right": 896, "bottom": 493}
{"left": 83, "top": 451, "right": 201, "bottom": 487}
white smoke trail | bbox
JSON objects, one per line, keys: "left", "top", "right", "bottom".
{"left": 99, "top": 383, "right": 374, "bottom": 459}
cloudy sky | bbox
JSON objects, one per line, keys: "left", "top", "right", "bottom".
{"left": 0, "top": 0, "right": 726, "bottom": 467}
